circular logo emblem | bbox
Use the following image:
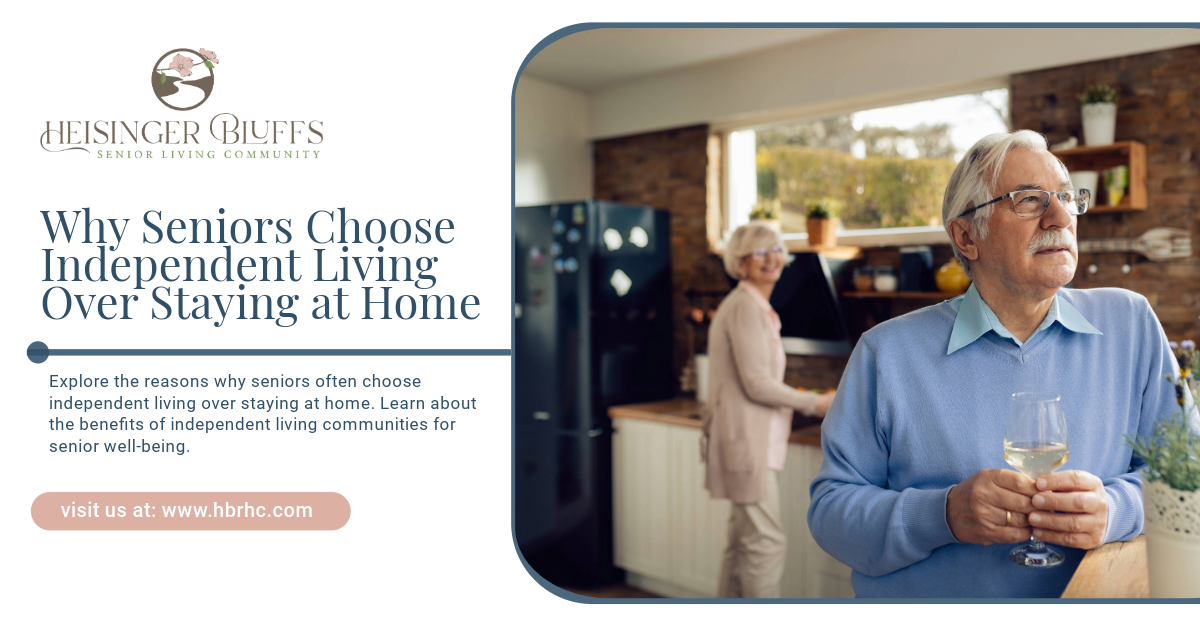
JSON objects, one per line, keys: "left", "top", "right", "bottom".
{"left": 151, "top": 48, "right": 218, "bottom": 111}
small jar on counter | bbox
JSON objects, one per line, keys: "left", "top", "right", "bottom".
{"left": 853, "top": 267, "right": 875, "bottom": 292}
{"left": 873, "top": 267, "right": 898, "bottom": 292}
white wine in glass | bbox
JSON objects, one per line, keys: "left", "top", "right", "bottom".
{"left": 1004, "top": 392, "right": 1069, "bottom": 568}
{"left": 1003, "top": 441, "right": 1069, "bottom": 478}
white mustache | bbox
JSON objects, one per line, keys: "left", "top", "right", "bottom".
{"left": 1027, "top": 230, "right": 1077, "bottom": 256}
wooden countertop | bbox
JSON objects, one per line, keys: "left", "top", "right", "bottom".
{"left": 607, "top": 398, "right": 823, "bottom": 447}
{"left": 1061, "top": 536, "right": 1148, "bottom": 598}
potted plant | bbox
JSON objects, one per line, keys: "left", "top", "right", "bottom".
{"left": 749, "top": 199, "right": 782, "bottom": 232}
{"left": 1078, "top": 84, "right": 1119, "bottom": 146}
{"left": 805, "top": 198, "right": 841, "bottom": 247}
{"left": 1127, "top": 343, "right": 1199, "bottom": 598}
{"left": 1174, "top": 340, "right": 1200, "bottom": 402}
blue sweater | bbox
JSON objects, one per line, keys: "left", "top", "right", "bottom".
{"left": 807, "top": 287, "right": 1197, "bottom": 598}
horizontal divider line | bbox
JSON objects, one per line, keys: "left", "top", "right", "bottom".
{"left": 46, "top": 349, "right": 511, "bottom": 357}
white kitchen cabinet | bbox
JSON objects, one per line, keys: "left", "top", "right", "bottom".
{"left": 611, "top": 417, "right": 673, "bottom": 583}
{"left": 778, "top": 444, "right": 814, "bottom": 597}
{"left": 778, "top": 444, "right": 854, "bottom": 598}
{"left": 666, "top": 423, "right": 730, "bottom": 596}
{"left": 612, "top": 416, "right": 854, "bottom": 598}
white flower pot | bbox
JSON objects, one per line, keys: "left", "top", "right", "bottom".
{"left": 1142, "top": 478, "right": 1200, "bottom": 598}
{"left": 1081, "top": 103, "right": 1117, "bottom": 146}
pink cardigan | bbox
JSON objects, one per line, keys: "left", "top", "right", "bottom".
{"left": 702, "top": 285, "right": 819, "bottom": 504}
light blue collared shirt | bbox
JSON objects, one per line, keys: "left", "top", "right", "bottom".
{"left": 946, "top": 283, "right": 1102, "bottom": 355}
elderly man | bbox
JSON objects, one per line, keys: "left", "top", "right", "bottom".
{"left": 807, "top": 130, "right": 1197, "bottom": 598}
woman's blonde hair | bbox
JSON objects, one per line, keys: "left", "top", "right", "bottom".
{"left": 723, "top": 221, "right": 791, "bottom": 279}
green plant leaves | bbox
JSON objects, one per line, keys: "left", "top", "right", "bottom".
{"left": 1127, "top": 413, "right": 1200, "bottom": 492}
{"left": 749, "top": 199, "right": 781, "bottom": 221}
{"left": 160, "top": 72, "right": 167, "bottom": 84}
{"left": 805, "top": 197, "right": 842, "bottom": 219}
{"left": 1078, "top": 84, "right": 1119, "bottom": 106}
{"left": 204, "top": 60, "right": 213, "bottom": 70}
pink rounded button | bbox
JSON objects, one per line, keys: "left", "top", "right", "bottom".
{"left": 32, "top": 492, "right": 350, "bottom": 530}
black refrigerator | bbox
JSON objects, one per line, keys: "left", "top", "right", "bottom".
{"left": 514, "top": 200, "right": 673, "bottom": 588}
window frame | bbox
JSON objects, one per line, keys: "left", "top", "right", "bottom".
{"left": 710, "top": 77, "right": 1011, "bottom": 251}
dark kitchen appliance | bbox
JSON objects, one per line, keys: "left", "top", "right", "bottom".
{"left": 514, "top": 200, "right": 673, "bottom": 588}
{"left": 770, "top": 251, "right": 852, "bottom": 356}
{"left": 899, "top": 245, "right": 935, "bottom": 292}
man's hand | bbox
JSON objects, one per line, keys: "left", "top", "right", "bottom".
{"left": 1029, "top": 470, "right": 1109, "bottom": 550}
{"left": 946, "top": 469, "right": 1038, "bottom": 545}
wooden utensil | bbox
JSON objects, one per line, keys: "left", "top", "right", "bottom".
{"left": 1078, "top": 228, "right": 1192, "bottom": 262}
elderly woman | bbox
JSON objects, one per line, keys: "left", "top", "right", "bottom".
{"left": 703, "top": 221, "right": 836, "bottom": 598}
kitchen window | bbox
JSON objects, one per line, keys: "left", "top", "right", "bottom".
{"left": 720, "top": 85, "right": 1011, "bottom": 248}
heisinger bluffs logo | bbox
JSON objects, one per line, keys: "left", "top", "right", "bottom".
{"left": 152, "top": 48, "right": 219, "bottom": 111}
{"left": 40, "top": 47, "right": 323, "bottom": 160}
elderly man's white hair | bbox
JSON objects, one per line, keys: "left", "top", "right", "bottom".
{"left": 941, "top": 130, "right": 1070, "bottom": 277}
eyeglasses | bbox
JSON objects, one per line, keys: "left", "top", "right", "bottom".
{"left": 961, "top": 189, "right": 1091, "bottom": 219}
{"left": 747, "top": 245, "right": 784, "bottom": 259}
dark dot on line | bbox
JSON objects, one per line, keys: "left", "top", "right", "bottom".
{"left": 27, "top": 341, "right": 50, "bottom": 364}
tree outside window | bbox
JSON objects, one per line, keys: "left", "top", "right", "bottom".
{"left": 738, "top": 89, "right": 1010, "bottom": 235}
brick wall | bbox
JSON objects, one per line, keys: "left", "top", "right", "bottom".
{"left": 593, "top": 125, "right": 733, "bottom": 389}
{"left": 1011, "top": 44, "right": 1200, "bottom": 342}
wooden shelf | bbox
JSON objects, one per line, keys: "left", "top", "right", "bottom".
{"left": 842, "top": 291, "right": 963, "bottom": 299}
{"left": 1051, "top": 141, "right": 1146, "bottom": 212}
{"left": 784, "top": 243, "right": 862, "bottom": 260}
{"left": 842, "top": 290, "right": 963, "bottom": 324}
{"left": 1052, "top": 140, "right": 1143, "bottom": 158}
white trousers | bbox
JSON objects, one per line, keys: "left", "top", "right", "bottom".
{"left": 717, "top": 471, "right": 786, "bottom": 598}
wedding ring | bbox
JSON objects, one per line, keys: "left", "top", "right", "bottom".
{"left": 1006, "top": 510, "right": 1012, "bottom": 526}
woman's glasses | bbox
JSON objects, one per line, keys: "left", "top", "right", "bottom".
{"left": 747, "top": 245, "right": 784, "bottom": 259}
{"left": 962, "top": 189, "right": 1091, "bottom": 219}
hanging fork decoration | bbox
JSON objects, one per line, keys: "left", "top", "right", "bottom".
{"left": 1078, "top": 227, "right": 1192, "bottom": 262}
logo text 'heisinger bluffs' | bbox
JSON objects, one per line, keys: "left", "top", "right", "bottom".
{"left": 40, "top": 47, "right": 324, "bottom": 160}
{"left": 41, "top": 115, "right": 325, "bottom": 159}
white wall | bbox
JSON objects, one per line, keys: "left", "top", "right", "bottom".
{"left": 515, "top": 75, "right": 592, "bottom": 205}
{"left": 587, "top": 28, "right": 1200, "bottom": 139}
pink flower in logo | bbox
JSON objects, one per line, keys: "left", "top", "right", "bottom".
{"left": 171, "top": 54, "right": 194, "bottom": 77}
{"left": 199, "top": 48, "right": 219, "bottom": 64}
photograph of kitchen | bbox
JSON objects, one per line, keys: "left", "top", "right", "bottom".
{"left": 513, "top": 27, "right": 1200, "bottom": 599}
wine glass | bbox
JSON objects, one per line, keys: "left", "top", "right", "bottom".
{"left": 1003, "top": 392, "right": 1069, "bottom": 568}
